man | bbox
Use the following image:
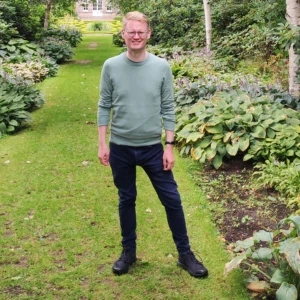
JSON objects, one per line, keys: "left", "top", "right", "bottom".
{"left": 97, "top": 11, "right": 208, "bottom": 278}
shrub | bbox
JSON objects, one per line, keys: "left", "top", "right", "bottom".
{"left": 0, "top": 38, "right": 43, "bottom": 58}
{"left": 41, "top": 26, "right": 82, "bottom": 47}
{"left": 2, "top": 61, "right": 49, "bottom": 83}
{"left": 253, "top": 158, "right": 300, "bottom": 212}
{"left": 112, "top": 31, "right": 124, "bottom": 47}
{"left": 0, "top": 74, "right": 45, "bottom": 137}
{"left": 87, "top": 21, "right": 103, "bottom": 31}
{"left": 39, "top": 37, "right": 73, "bottom": 64}
{"left": 225, "top": 216, "right": 300, "bottom": 300}
{"left": 175, "top": 90, "right": 300, "bottom": 169}
{"left": 0, "top": 87, "right": 30, "bottom": 137}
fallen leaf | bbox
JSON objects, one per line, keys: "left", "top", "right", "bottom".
{"left": 247, "top": 281, "right": 269, "bottom": 293}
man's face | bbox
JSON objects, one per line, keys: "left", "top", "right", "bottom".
{"left": 122, "top": 20, "right": 151, "bottom": 52}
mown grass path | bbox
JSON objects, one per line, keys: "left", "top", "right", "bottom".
{"left": 0, "top": 35, "right": 249, "bottom": 299}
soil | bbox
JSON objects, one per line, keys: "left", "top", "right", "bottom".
{"left": 191, "top": 156, "right": 293, "bottom": 299}
{"left": 193, "top": 156, "right": 292, "bottom": 243}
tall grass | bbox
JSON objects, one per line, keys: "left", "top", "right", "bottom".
{"left": 0, "top": 35, "right": 249, "bottom": 299}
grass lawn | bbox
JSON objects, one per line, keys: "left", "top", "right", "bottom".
{"left": 0, "top": 35, "right": 249, "bottom": 299}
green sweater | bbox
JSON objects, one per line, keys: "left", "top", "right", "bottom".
{"left": 97, "top": 52, "right": 175, "bottom": 146}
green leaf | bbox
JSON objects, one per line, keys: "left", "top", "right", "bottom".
{"left": 223, "top": 131, "right": 233, "bottom": 143}
{"left": 205, "top": 123, "right": 223, "bottom": 134}
{"left": 199, "top": 137, "right": 212, "bottom": 149}
{"left": 0, "top": 122, "right": 7, "bottom": 133}
{"left": 253, "top": 230, "right": 273, "bottom": 243}
{"left": 271, "top": 123, "right": 283, "bottom": 131}
{"left": 271, "top": 269, "right": 286, "bottom": 284}
{"left": 217, "top": 144, "right": 227, "bottom": 157}
{"left": 238, "top": 136, "right": 250, "bottom": 152}
{"left": 279, "top": 237, "right": 300, "bottom": 274}
{"left": 206, "top": 148, "right": 217, "bottom": 160}
{"left": 235, "top": 237, "right": 254, "bottom": 250}
{"left": 252, "top": 247, "right": 273, "bottom": 260}
{"left": 186, "top": 132, "right": 204, "bottom": 143}
{"left": 226, "top": 143, "right": 239, "bottom": 156}
{"left": 9, "top": 120, "right": 19, "bottom": 126}
{"left": 192, "top": 147, "right": 204, "bottom": 160}
{"left": 243, "top": 153, "right": 254, "bottom": 161}
{"left": 279, "top": 216, "right": 300, "bottom": 236}
{"left": 19, "top": 45, "right": 34, "bottom": 54}
{"left": 276, "top": 282, "right": 298, "bottom": 300}
{"left": 267, "top": 128, "right": 276, "bottom": 139}
{"left": 213, "top": 155, "right": 222, "bottom": 169}
{"left": 6, "top": 125, "right": 15, "bottom": 132}
{"left": 251, "top": 126, "right": 266, "bottom": 139}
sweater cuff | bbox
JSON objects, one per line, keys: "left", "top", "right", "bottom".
{"left": 163, "top": 119, "right": 175, "bottom": 131}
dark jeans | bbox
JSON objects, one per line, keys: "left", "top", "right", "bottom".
{"left": 109, "top": 142, "right": 191, "bottom": 255}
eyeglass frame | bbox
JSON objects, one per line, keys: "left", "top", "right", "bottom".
{"left": 124, "top": 31, "right": 149, "bottom": 38}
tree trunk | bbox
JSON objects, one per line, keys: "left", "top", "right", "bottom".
{"left": 44, "top": 0, "right": 52, "bottom": 29}
{"left": 203, "top": 0, "right": 212, "bottom": 54}
{"left": 286, "top": 0, "right": 300, "bottom": 96}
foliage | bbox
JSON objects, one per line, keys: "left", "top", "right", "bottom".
{"left": 0, "top": 0, "right": 44, "bottom": 41}
{"left": 40, "top": 26, "right": 82, "bottom": 47}
{"left": 174, "top": 76, "right": 300, "bottom": 111}
{"left": 0, "top": 38, "right": 59, "bottom": 81}
{"left": 0, "top": 86, "right": 30, "bottom": 137}
{"left": 0, "top": 38, "right": 43, "bottom": 58}
{"left": 0, "top": 74, "right": 45, "bottom": 137}
{"left": 58, "top": 17, "right": 122, "bottom": 34}
{"left": 146, "top": 0, "right": 205, "bottom": 49}
{"left": 253, "top": 158, "right": 300, "bottom": 213}
{"left": 2, "top": 61, "right": 50, "bottom": 83}
{"left": 112, "top": 31, "right": 124, "bottom": 47}
{"left": 175, "top": 90, "right": 300, "bottom": 169}
{"left": 87, "top": 21, "right": 103, "bottom": 32}
{"left": 215, "top": 25, "right": 279, "bottom": 61}
{"left": 0, "top": 4, "right": 18, "bottom": 44}
{"left": 225, "top": 216, "right": 300, "bottom": 300}
{"left": 39, "top": 37, "right": 73, "bottom": 63}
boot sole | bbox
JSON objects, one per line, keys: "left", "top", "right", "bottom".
{"left": 177, "top": 261, "right": 209, "bottom": 278}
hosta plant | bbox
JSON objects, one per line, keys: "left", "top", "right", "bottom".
{"left": 225, "top": 216, "right": 300, "bottom": 300}
{"left": 39, "top": 37, "right": 73, "bottom": 64}
{"left": 41, "top": 26, "right": 82, "bottom": 47}
{"left": 2, "top": 61, "right": 49, "bottom": 83}
{"left": 0, "top": 85, "right": 31, "bottom": 137}
{"left": 0, "top": 38, "right": 43, "bottom": 58}
{"left": 175, "top": 90, "right": 300, "bottom": 169}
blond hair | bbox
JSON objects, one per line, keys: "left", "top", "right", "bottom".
{"left": 122, "top": 11, "right": 150, "bottom": 29}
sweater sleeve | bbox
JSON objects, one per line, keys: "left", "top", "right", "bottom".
{"left": 97, "top": 61, "right": 112, "bottom": 126}
{"left": 161, "top": 63, "right": 175, "bottom": 131}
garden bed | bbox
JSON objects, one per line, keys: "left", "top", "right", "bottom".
{"left": 191, "top": 157, "right": 292, "bottom": 244}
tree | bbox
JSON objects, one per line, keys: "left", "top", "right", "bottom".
{"left": 30, "top": 0, "right": 78, "bottom": 29}
{"left": 203, "top": 0, "right": 211, "bottom": 53}
{"left": 286, "top": 0, "right": 300, "bottom": 96}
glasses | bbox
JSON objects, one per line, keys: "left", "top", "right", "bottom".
{"left": 125, "top": 31, "right": 148, "bottom": 38}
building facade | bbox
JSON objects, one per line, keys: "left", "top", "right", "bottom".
{"left": 75, "top": 0, "right": 118, "bottom": 21}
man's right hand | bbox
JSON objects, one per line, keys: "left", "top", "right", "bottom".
{"left": 98, "top": 144, "right": 110, "bottom": 166}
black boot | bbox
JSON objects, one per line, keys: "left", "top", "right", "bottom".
{"left": 112, "top": 249, "right": 137, "bottom": 275}
{"left": 178, "top": 250, "right": 208, "bottom": 278}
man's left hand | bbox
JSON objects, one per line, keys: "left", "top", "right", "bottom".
{"left": 163, "top": 146, "right": 175, "bottom": 170}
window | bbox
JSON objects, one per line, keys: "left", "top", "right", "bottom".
{"left": 107, "top": 1, "right": 112, "bottom": 12}
{"left": 82, "top": 0, "right": 88, "bottom": 11}
{"left": 93, "top": 0, "right": 103, "bottom": 11}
